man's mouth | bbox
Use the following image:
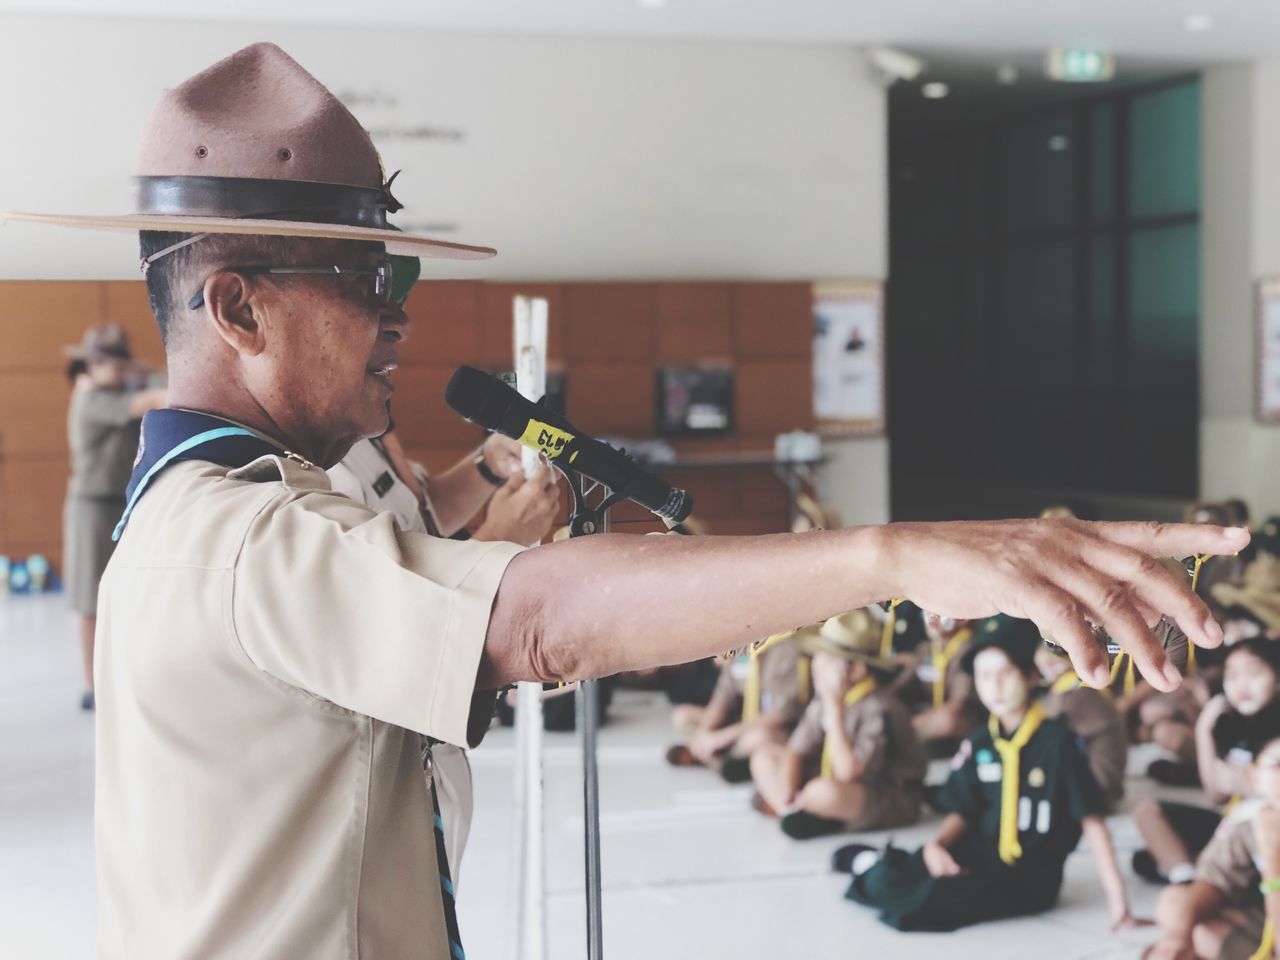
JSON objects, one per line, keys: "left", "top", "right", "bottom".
{"left": 367, "top": 361, "right": 398, "bottom": 390}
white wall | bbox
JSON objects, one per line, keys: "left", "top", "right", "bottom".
{"left": 0, "top": 13, "right": 884, "bottom": 283}
{"left": 1200, "top": 62, "right": 1280, "bottom": 518}
{"left": 0, "top": 12, "right": 890, "bottom": 522}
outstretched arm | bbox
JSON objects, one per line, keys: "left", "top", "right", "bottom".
{"left": 479, "top": 519, "right": 1247, "bottom": 691}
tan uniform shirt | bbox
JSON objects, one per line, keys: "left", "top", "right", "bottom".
{"left": 1043, "top": 684, "right": 1128, "bottom": 807}
{"left": 1197, "top": 805, "right": 1269, "bottom": 949}
{"left": 328, "top": 439, "right": 472, "bottom": 878}
{"left": 787, "top": 688, "right": 927, "bottom": 796}
{"left": 708, "top": 640, "right": 807, "bottom": 723}
{"left": 67, "top": 383, "right": 140, "bottom": 498}
{"left": 95, "top": 456, "right": 522, "bottom": 959}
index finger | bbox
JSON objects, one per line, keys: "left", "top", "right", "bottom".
{"left": 1089, "top": 520, "right": 1250, "bottom": 559}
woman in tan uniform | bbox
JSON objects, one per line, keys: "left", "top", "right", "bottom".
{"left": 63, "top": 324, "right": 165, "bottom": 710}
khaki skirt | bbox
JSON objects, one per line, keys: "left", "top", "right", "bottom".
{"left": 63, "top": 495, "right": 124, "bottom": 616}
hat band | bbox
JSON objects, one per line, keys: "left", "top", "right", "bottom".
{"left": 133, "top": 175, "right": 402, "bottom": 229}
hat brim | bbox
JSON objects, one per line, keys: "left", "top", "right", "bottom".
{"left": 797, "top": 632, "right": 899, "bottom": 676}
{"left": 2, "top": 211, "right": 495, "bottom": 260}
{"left": 1212, "top": 583, "right": 1280, "bottom": 632}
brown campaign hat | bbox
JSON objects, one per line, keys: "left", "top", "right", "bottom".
{"left": 795, "top": 609, "right": 899, "bottom": 677}
{"left": 64, "top": 323, "right": 133, "bottom": 362}
{"left": 3, "top": 43, "right": 493, "bottom": 262}
{"left": 1212, "top": 553, "right": 1280, "bottom": 633}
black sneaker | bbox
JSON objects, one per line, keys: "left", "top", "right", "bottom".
{"left": 831, "top": 842, "right": 876, "bottom": 874}
{"left": 80, "top": 691, "right": 95, "bottom": 712}
{"left": 719, "top": 756, "right": 752, "bottom": 784}
{"left": 1131, "top": 849, "right": 1166, "bottom": 885}
{"left": 1147, "top": 759, "right": 1200, "bottom": 788}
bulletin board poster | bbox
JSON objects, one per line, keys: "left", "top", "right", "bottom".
{"left": 1257, "top": 280, "right": 1280, "bottom": 423}
{"left": 812, "top": 282, "right": 885, "bottom": 437}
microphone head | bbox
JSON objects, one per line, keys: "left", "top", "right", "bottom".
{"left": 445, "top": 366, "right": 515, "bottom": 429}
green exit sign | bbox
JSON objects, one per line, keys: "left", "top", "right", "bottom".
{"left": 1046, "top": 48, "right": 1115, "bottom": 82}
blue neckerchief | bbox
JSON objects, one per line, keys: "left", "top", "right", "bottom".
{"left": 114, "top": 409, "right": 286, "bottom": 540}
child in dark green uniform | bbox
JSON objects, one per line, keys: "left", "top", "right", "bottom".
{"left": 838, "top": 615, "right": 1140, "bottom": 932}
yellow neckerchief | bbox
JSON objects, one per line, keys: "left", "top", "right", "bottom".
{"left": 820, "top": 677, "right": 879, "bottom": 780}
{"left": 1108, "top": 651, "right": 1138, "bottom": 696}
{"left": 1251, "top": 920, "right": 1273, "bottom": 960}
{"left": 988, "top": 700, "right": 1048, "bottom": 865}
{"left": 931, "top": 628, "right": 974, "bottom": 708}
{"left": 879, "top": 599, "right": 905, "bottom": 659}
{"left": 1051, "top": 670, "right": 1082, "bottom": 695}
{"left": 1186, "top": 553, "right": 1212, "bottom": 676}
{"left": 797, "top": 656, "right": 812, "bottom": 704}
{"left": 742, "top": 631, "right": 793, "bottom": 725}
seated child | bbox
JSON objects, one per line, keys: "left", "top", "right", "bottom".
{"left": 748, "top": 608, "right": 926, "bottom": 840}
{"left": 1036, "top": 640, "right": 1129, "bottom": 809}
{"left": 891, "top": 610, "right": 984, "bottom": 752}
{"left": 1147, "top": 733, "right": 1280, "bottom": 960}
{"left": 839, "top": 615, "right": 1139, "bottom": 932}
{"left": 666, "top": 631, "right": 808, "bottom": 783}
{"left": 1134, "top": 637, "right": 1280, "bottom": 886}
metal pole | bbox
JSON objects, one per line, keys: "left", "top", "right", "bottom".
{"left": 573, "top": 472, "right": 606, "bottom": 960}
{"left": 577, "top": 678, "right": 604, "bottom": 960}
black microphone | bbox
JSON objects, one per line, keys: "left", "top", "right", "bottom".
{"left": 445, "top": 365, "right": 693, "bottom": 524}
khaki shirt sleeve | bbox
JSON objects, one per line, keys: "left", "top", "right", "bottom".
{"left": 80, "top": 387, "right": 135, "bottom": 428}
{"left": 230, "top": 488, "right": 524, "bottom": 748}
{"left": 787, "top": 700, "right": 825, "bottom": 757}
{"left": 846, "top": 696, "right": 888, "bottom": 779}
{"left": 1197, "top": 819, "right": 1261, "bottom": 899}
{"left": 1156, "top": 617, "right": 1190, "bottom": 674}
{"left": 760, "top": 642, "right": 805, "bottom": 719}
{"left": 706, "top": 661, "right": 744, "bottom": 715}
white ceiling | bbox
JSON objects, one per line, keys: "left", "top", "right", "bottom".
{"left": 1, "top": 0, "right": 1279, "bottom": 65}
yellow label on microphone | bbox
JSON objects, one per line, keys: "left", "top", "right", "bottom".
{"left": 518, "top": 419, "right": 577, "bottom": 461}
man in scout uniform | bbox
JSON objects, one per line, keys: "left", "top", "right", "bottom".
{"left": 665, "top": 628, "right": 810, "bottom": 782}
{"left": 840, "top": 615, "right": 1140, "bottom": 932}
{"left": 1035, "top": 637, "right": 1128, "bottom": 809}
{"left": 62, "top": 324, "right": 166, "bottom": 710}
{"left": 748, "top": 608, "right": 926, "bottom": 839}
{"left": 2, "top": 41, "right": 1248, "bottom": 959}
{"left": 1148, "top": 733, "right": 1280, "bottom": 960}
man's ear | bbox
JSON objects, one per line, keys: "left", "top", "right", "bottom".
{"left": 202, "top": 270, "right": 266, "bottom": 357}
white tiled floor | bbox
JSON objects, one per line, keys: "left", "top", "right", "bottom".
{"left": 2, "top": 593, "right": 1192, "bottom": 958}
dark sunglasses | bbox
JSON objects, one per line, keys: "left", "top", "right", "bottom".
{"left": 187, "top": 258, "right": 395, "bottom": 311}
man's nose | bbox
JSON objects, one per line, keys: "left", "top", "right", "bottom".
{"left": 380, "top": 303, "right": 409, "bottom": 343}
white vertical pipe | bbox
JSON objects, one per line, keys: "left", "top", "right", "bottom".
{"left": 510, "top": 295, "right": 549, "bottom": 960}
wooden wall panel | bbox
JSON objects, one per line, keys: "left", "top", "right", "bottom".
{"left": 400, "top": 281, "right": 484, "bottom": 367}
{"left": 656, "top": 283, "right": 733, "bottom": 361}
{"left": 736, "top": 360, "right": 814, "bottom": 436}
{"left": 565, "top": 284, "right": 655, "bottom": 361}
{"left": 3, "top": 456, "right": 68, "bottom": 546}
{"left": 0, "top": 282, "right": 105, "bottom": 370}
{"left": 0, "top": 371, "right": 70, "bottom": 458}
{"left": 567, "top": 362, "right": 653, "bottom": 437}
{"left": 0, "top": 278, "right": 817, "bottom": 574}
{"left": 733, "top": 282, "right": 812, "bottom": 359}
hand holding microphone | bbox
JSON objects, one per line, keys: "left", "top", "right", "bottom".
{"left": 446, "top": 365, "right": 693, "bottom": 524}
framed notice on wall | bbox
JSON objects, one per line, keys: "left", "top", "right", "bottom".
{"left": 1257, "top": 280, "right": 1280, "bottom": 423}
{"left": 812, "top": 281, "right": 885, "bottom": 437}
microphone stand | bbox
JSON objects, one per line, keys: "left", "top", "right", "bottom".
{"left": 562, "top": 471, "right": 626, "bottom": 960}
